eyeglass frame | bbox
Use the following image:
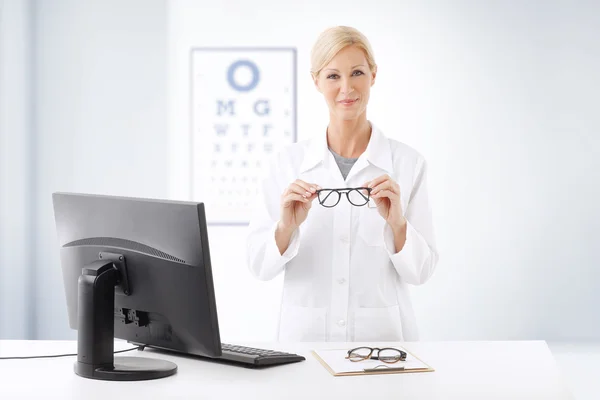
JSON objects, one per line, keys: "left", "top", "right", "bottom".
{"left": 345, "top": 346, "right": 408, "bottom": 363}
{"left": 315, "top": 187, "right": 373, "bottom": 208}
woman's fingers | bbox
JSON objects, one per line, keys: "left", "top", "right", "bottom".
{"left": 371, "top": 189, "right": 398, "bottom": 201}
{"left": 371, "top": 178, "right": 400, "bottom": 196}
{"left": 283, "top": 193, "right": 309, "bottom": 205}
{"left": 294, "top": 180, "right": 320, "bottom": 194}
{"left": 285, "top": 180, "right": 320, "bottom": 199}
{"left": 290, "top": 183, "right": 315, "bottom": 198}
{"left": 371, "top": 182, "right": 393, "bottom": 195}
{"left": 364, "top": 174, "right": 390, "bottom": 189}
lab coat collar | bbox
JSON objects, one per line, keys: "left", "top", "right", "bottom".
{"left": 299, "top": 121, "right": 393, "bottom": 174}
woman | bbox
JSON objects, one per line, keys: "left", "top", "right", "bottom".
{"left": 246, "top": 26, "right": 438, "bottom": 342}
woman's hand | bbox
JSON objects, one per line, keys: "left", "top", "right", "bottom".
{"left": 363, "top": 174, "right": 406, "bottom": 231}
{"left": 278, "top": 179, "right": 321, "bottom": 233}
{"left": 275, "top": 179, "right": 320, "bottom": 255}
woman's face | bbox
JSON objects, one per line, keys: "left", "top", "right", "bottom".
{"left": 314, "top": 44, "right": 376, "bottom": 121}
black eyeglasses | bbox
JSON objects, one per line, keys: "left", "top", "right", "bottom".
{"left": 345, "top": 347, "right": 407, "bottom": 363}
{"left": 316, "top": 187, "right": 372, "bottom": 208}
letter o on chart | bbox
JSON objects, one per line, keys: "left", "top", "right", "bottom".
{"left": 227, "top": 60, "right": 260, "bottom": 92}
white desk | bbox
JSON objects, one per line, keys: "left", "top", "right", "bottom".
{"left": 0, "top": 340, "right": 573, "bottom": 399}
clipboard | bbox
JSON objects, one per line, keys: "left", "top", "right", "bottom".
{"left": 312, "top": 346, "right": 435, "bottom": 377}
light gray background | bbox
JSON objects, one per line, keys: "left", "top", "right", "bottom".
{"left": 1, "top": 0, "right": 599, "bottom": 347}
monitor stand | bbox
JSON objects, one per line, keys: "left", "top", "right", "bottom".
{"left": 75, "top": 253, "right": 177, "bottom": 381}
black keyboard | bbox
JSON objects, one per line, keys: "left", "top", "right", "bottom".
{"left": 218, "top": 343, "right": 305, "bottom": 367}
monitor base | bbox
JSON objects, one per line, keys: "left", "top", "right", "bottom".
{"left": 75, "top": 356, "right": 177, "bottom": 381}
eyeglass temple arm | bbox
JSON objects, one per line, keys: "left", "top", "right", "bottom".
{"left": 320, "top": 190, "right": 335, "bottom": 203}
{"left": 355, "top": 188, "right": 370, "bottom": 202}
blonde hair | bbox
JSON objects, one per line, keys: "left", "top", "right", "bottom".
{"left": 310, "top": 26, "right": 377, "bottom": 78}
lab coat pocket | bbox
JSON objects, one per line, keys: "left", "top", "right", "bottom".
{"left": 357, "top": 207, "right": 386, "bottom": 247}
{"left": 352, "top": 305, "right": 403, "bottom": 342}
{"left": 278, "top": 304, "right": 327, "bottom": 342}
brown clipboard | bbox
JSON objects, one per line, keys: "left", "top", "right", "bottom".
{"left": 311, "top": 347, "right": 435, "bottom": 377}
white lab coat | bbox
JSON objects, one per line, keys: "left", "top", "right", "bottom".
{"left": 246, "top": 122, "right": 439, "bottom": 342}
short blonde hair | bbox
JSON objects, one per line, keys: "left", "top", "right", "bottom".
{"left": 310, "top": 26, "right": 377, "bottom": 78}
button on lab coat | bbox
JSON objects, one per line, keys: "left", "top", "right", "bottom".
{"left": 246, "top": 123, "right": 439, "bottom": 342}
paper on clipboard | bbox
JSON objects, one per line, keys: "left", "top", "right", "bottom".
{"left": 312, "top": 347, "right": 434, "bottom": 376}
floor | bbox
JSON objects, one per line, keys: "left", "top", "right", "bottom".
{"left": 547, "top": 342, "right": 600, "bottom": 399}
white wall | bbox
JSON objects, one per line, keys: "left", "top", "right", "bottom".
{"left": 0, "top": 0, "right": 34, "bottom": 339}
{"left": 1, "top": 0, "right": 598, "bottom": 342}
{"left": 5, "top": 0, "right": 168, "bottom": 339}
{"left": 168, "top": 0, "right": 600, "bottom": 343}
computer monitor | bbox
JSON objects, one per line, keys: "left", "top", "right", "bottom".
{"left": 52, "top": 192, "right": 222, "bottom": 381}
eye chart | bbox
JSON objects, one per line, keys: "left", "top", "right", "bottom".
{"left": 191, "top": 48, "right": 297, "bottom": 225}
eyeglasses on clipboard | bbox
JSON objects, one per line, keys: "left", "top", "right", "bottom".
{"left": 345, "top": 346, "right": 408, "bottom": 373}
{"left": 345, "top": 346, "right": 407, "bottom": 363}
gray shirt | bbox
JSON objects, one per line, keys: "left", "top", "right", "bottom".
{"left": 329, "top": 148, "right": 359, "bottom": 180}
